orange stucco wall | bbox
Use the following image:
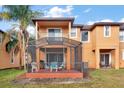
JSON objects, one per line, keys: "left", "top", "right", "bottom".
{"left": 38, "top": 25, "right": 69, "bottom": 39}
{"left": 35, "top": 20, "right": 123, "bottom": 69}
{"left": 82, "top": 26, "right": 120, "bottom": 69}
{"left": 119, "top": 42, "right": 124, "bottom": 68}
{"left": 0, "top": 33, "right": 21, "bottom": 69}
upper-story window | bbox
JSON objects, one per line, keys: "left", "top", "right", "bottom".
{"left": 81, "top": 31, "right": 89, "bottom": 42}
{"left": 48, "top": 28, "right": 62, "bottom": 37}
{"left": 0, "top": 33, "right": 3, "bottom": 44}
{"left": 70, "top": 28, "right": 77, "bottom": 38}
{"left": 120, "top": 31, "right": 124, "bottom": 42}
{"left": 104, "top": 26, "right": 111, "bottom": 37}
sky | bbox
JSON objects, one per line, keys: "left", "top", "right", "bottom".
{"left": 0, "top": 5, "right": 124, "bottom": 34}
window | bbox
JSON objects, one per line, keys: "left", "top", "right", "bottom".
{"left": 48, "top": 28, "right": 62, "bottom": 37}
{"left": 120, "top": 31, "right": 124, "bottom": 42}
{"left": 81, "top": 31, "right": 89, "bottom": 42}
{"left": 48, "top": 28, "right": 62, "bottom": 41}
{"left": 122, "top": 50, "right": 124, "bottom": 60}
{"left": 104, "top": 26, "right": 111, "bottom": 37}
{"left": 0, "top": 33, "right": 3, "bottom": 43}
{"left": 70, "top": 28, "right": 77, "bottom": 38}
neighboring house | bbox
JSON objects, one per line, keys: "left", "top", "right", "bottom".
{"left": 29, "top": 17, "right": 124, "bottom": 71}
{"left": 0, "top": 30, "right": 21, "bottom": 69}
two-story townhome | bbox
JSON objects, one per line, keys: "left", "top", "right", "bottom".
{"left": 30, "top": 17, "right": 82, "bottom": 71}
{"left": 28, "top": 17, "right": 124, "bottom": 72}
{"left": 2, "top": 17, "right": 124, "bottom": 78}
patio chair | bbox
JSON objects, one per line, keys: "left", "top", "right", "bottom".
{"left": 44, "top": 63, "right": 50, "bottom": 69}
{"left": 58, "top": 63, "right": 64, "bottom": 70}
{"left": 31, "top": 62, "right": 38, "bottom": 72}
{"left": 50, "top": 62, "right": 58, "bottom": 72}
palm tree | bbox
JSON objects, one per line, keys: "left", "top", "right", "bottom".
{"left": 0, "top": 5, "right": 43, "bottom": 71}
{"left": 6, "top": 30, "right": 19, "bottom": 64}
{"left": 6, "top": 30, "right": 19, "bottom": 53}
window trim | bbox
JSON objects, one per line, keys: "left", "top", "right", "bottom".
{"left": 122, "top": 49, "right": 124, "bottom": 60}
{"left": 70, "top": 28, "right": 77, "bottom": 38}
{"left": 81, "top": 31, "right": 90, "bottom": 43}
{"left": 120, "top": 31, "right": 124, "bottom": 42}
{"left": 100, "top": 53, "right": 112, "bottom": 65}
{"left": 104, "top": 26, "right": 111, "bottom": 37}
{"left": 47, "top": 28, "right": 62, "bottom": 37}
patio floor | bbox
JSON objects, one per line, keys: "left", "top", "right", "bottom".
{"left": 19, "top": 69, "right": 83, "bottom": 79}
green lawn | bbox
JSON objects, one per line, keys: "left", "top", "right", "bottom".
{"left": 0, "top": 68, "right": 124, "bottom": 88}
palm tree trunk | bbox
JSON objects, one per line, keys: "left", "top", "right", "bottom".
{"left": 22, "top": 34, "right": 27, "bottom": 72}
{"left": 18, "top": 32, "right": 22, "bottom": 69}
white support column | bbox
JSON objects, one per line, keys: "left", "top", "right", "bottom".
{"left": 35, "top": 22, "right": 38, "bottom": 40}
{"left": 35, "top": 22, "right": 40, "bottom": 70}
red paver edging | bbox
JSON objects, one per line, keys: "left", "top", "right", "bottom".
{"left": 25, "top": 72, "right": 83, "bottom": 79}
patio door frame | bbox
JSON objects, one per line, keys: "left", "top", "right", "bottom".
{"left": 46, "top": 51, "right": 65, "bottom": 65}
{"left": 100, "top": 53, "right": 111, "bottom": 67}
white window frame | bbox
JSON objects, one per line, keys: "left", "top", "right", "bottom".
{"left": 122, "top": 49, "right": 124, "bottom": 60}
{"left": 104, "top": 26, "right": 111, "bottom": 37}
{"left": 47, "top": 28, "right": 62, "bottom": 37}
{"left": 0, "top": 33, "right": 3, "bottom": 44}
{"left": 120, "top": 31, "right": 124, "bottom": 42}
{"left": 81, "top": 31, "right": 90, "bottom": 43}
{"left": 100, "top": 53, "right": 112, "bottom": 65}
{"left": 70, "top": 28, "right": 77, "bottom": 38}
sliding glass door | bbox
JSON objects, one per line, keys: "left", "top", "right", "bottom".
{"left": 46, "top": 53, "right": 64, "bottom": 66}
{"left": 100, "top": 54, "right": 110, "bottom": 67}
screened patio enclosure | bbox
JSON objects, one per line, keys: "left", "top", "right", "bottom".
{"left": 40, "top": 48, "right": 66, "bottom": 70}
{"left": 27, "top": 37, "right": 83, "bottom": 72}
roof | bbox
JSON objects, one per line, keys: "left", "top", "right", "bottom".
{"left": 90, "top": 22, "right": 121, "bottom": 30}
{"left": 82, "top": 25, "right": 92, "bottom": 30}
{"left": 72, "top": 24, "right": 83, "bottom": 28}
{"left": 120, "top": 23, "right": 124, "bottom": 30}
{"left": 0, "top": 29, "right": 4, "bottom": 33}
{"left": 32, "top": 17, "right": 124, "bottom": 31}
{"left": 32, "top": 17, "right": 75, "bottom": 24}
{"left": 81, "top": 22, "right": 122, "bottom": 31}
